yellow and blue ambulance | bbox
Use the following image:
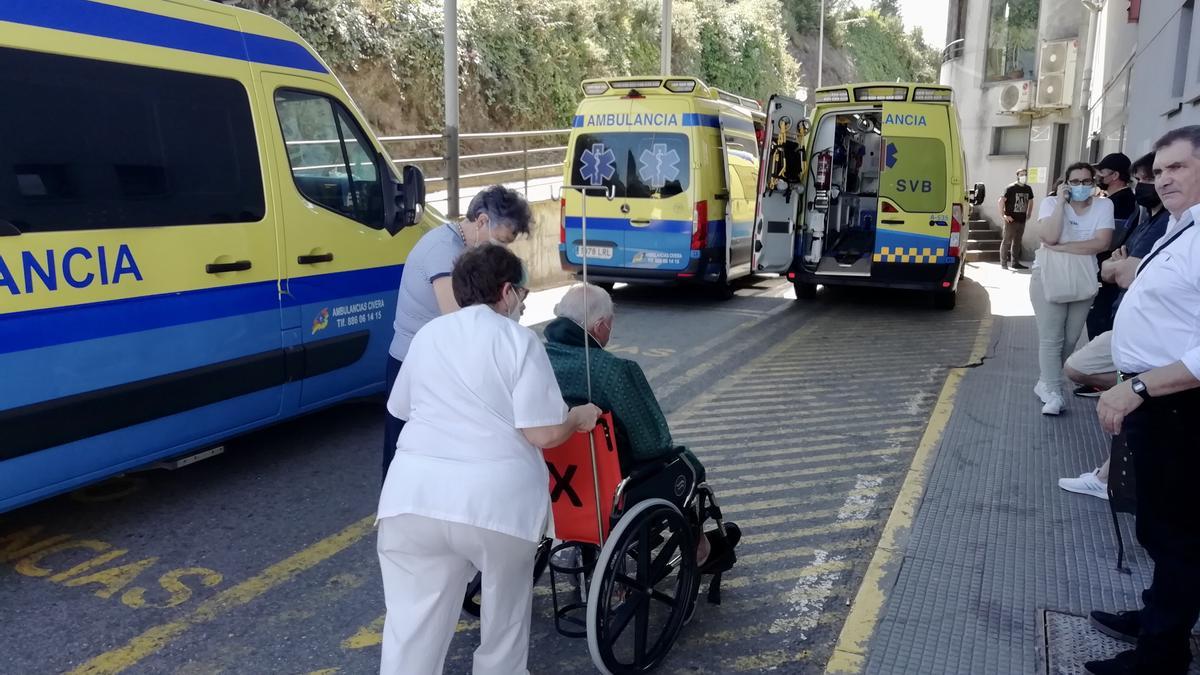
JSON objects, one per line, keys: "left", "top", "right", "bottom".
{"left": 0, "top": 0, "right": 428, "bottom": 512}
{"left": 753, "top": 83, "right": 985, "bottom": 309}
{"left": 560, "top": 77, "right": 765, "bottom": 296}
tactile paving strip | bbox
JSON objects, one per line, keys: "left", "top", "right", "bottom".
{"left": 863, "top": 316, "right": 1156, "bottom": 675}
{"left": 1041, "top": 609, "right": 1200, "bottom": 675}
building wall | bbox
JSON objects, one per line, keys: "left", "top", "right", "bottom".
{"left": 1126, "top": 1, "right": 1200, "bottom": 156}
{"left": 941, "top": 0, "right": 1092, "bottom": 256}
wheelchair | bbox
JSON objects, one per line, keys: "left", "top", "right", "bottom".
{"left": 463, "top": 413, "right": 741, "bottom": 674}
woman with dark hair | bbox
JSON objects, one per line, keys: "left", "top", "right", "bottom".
{"left": 1032, "top": 162, "right": 1115, "bottom": 416}
{"left": 376, "top": 244, "right": 600, "bottom": 674}
{"left": 383, "top": 186, "right": 534, "bottom": 480}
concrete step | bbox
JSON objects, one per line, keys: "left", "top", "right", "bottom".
{"left": 968, "top": 219, "right": 993, "bottom": 233}
{"left": 968, "top": 238, "right": 1001, "bottom": 251}
{"left": 970, "top": 229, "right": 1002, "bottom": 241}
{"left": 967, "top": 250, "right": 1000, "bottom": 263}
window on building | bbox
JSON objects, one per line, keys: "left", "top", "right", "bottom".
{"left": 991, "top": 126, "right": 1030, "bottom": 156}
{"left": 1181, "top": 0, "right": 1196, "bottom": 93}
{"left": 947, "top": 0, "right": 969, "bottom": 46}
{"left": 985, "top": 0, "right": 1040, "bottom": 82}
{"left": 0, "top": 47, "right": 264, "bottom": 233}
{"left": 1128, "top": 0, "right": 1141, "bottom": 22}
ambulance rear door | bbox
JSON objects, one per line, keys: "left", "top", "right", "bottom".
{"left": 752, "top": 95, "right": 808, "bottom": 273}
{"left": 718, "top": 110, "right": 760, "bottom": 277}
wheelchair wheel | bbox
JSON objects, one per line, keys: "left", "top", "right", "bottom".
{"left": 586, "top": 498, "right": 697, "bottom": 674}
{"left": 462, "top": 537, "right": 551, "bottom": 618}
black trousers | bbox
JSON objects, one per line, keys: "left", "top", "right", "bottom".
{"left": 382, "top": 355, "right": 405, "bottom": 482}
{"left": 1086, "top": 283, "right": 1121, "bottom": 339}
{"left": 1129, "top": 387, "right": 1200, "bottom": 672}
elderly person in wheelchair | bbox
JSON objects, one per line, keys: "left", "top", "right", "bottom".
{"left": 544, "top": 284, "right": 741, "bottom": 583}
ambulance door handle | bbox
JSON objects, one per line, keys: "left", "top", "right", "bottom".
{"left": 298, "top": 252, "right": 334, "bottom": 265}
{"left": 881, "top": 219, "right": 905, "bottom": 225}
{"left": 630, "top": 219, "right": 651, "bottom": 226}
{"left": 205, "top": 260, "right": 252, "bottom": 274}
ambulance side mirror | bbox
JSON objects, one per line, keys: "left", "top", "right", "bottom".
{"left": 383, "top": 161, "right": 426, "bottom": 235}
{"left": 969, "top": 182, "right": 986, "bottom": 206}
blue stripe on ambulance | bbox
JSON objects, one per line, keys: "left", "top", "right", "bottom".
{"left": 873, "top": 230, "right": 955, "bottom": 264}
{"left": 0, "top": 264, "right": 404, "bottom": 508}
{"left": 0, "top": 0, "right": 328, "bottom": 73}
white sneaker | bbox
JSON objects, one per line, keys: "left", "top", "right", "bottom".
{"left": 1034, "top": 380, "right": 1052, "bottom": 404}
{"left": 1058, "top": 470, "right": 1109, "bottom": 500}
{"left": 1042, "top": 392, "right": 1065, "bottom": 416}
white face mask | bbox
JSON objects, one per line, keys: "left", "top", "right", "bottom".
{"left": 503, "top": 286, "right": 524, "bottom": 320}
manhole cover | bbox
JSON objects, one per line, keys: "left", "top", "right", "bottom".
{"left": 1041, "top": 609, "right": 1200, "bottom": 674}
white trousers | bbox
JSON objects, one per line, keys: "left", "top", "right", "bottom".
{"left": 377, "top": 514, "right": 535, "bottom": 675}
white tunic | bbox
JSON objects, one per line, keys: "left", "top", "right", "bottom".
{"left": 1111, "top": 204, "right": 1200, "bottom": 378}
{"left": 378, "top": 304, "right": 569, "bottom": 543}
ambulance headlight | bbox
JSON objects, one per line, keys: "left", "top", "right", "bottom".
{"left": 583, "top": 82, "right": 609, "bottom": 96}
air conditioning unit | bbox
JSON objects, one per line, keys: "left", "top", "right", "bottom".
{"left": 1036, "top": 39, "right": 1078, "bottom": 109}
{"left": 997, "top": 80, "right": 1033, "bottom": 113}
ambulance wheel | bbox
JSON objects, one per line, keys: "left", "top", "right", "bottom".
{"left": 587, "top": 499, "right": 697, "bottom": 674}
{"left": 711, "top": 273, "right": 735, "bottom": 300}
{"left": 793, "top": 280, "right": 817, "bottom": 300}
{"left": 596, "top": 282, "right": 616, "bottom": 292}
{"left": 934, "top": 290, "right": 957, "bottom": 310}
{"left": 462, "top": 537, "right": 552, "bottom": 618}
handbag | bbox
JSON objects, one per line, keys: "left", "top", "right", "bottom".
{"left": 1037, "top": 246, "right": 1099, "bottom": 303}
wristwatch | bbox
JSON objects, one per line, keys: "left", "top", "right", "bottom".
{"left": 1130, "top": 377, "right": 1152, "bottom": 402}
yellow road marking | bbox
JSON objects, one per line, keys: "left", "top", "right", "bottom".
{"left": 68, "top": 515, "right": 376, "bottom": 675}
{"left": 823, "top": 312, "right": 993, "bottom": 674}
{"left": 740, "top": 518, "right": 877, "bottom": 546}
{"left": 714, "top": 446, "right": 901, "bottom": 475}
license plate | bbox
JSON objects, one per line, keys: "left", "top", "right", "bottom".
{"left": 575, "top": 245, "right": 613, "bottom": 260}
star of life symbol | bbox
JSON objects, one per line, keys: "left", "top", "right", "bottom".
{"left": 637, "top": 143, "right": 681, "bottom": 189}
{"left": 580, "top": 143, "right": 616, "bottom": 186}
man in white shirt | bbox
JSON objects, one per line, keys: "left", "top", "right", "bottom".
{"left": 1085, "top": 126, "right": 1200, "bottom": 675}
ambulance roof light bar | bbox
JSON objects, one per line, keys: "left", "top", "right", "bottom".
{"left": 609, "top": 78, "right": 663, "bottom": 90}
{"left": 582, "top": 81, "right": 609, "bottom": 96}
{"left": 853, "top": 85, "right": 909, "bottom": 102}
{"left": 814, "top": 88, "right": 851, "bottom": 103}
{"left": 913, "top": 86, "right": 953, "bottom": 102}
{"left": 665, "top": 78, "right": 698, "bottom": 93}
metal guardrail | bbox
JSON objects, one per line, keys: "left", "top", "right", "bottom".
{"left": 378, "top": 128, "right": 572, "bottom": 202}
{"left": 941, "top": 39, "right": 965, "bottom": 64}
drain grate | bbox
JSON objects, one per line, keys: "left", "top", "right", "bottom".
{"left": 1041, "top": 609, "right": 1200, "bottom": 675}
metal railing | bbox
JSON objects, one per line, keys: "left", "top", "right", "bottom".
{"left": 378, "top": 128, "right": 572, "bottom": 215}
{"left": 941, "top": 38, "right": 965, "bottom": 64}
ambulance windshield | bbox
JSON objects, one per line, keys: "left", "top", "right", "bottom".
{"left": 570, "top": 132, "right": 690, "bottom": 199}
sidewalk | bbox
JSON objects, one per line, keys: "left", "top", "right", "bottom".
{"left": 837, "top": 263, "right": 1194, "bottom": 674}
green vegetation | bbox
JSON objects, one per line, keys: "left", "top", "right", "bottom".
{"left": 838, "top": 6, "right": 940, "bottom": 83}
{"left": 237, "top": 0, "right": 797, "bottom": 133}
{"left": 232, "top": 0, "right": 940, "bottom": 133}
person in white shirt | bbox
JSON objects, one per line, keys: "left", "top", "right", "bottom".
{"left": 1084, "top": 126, "right": 1200, "bottom": 675}
{"left": 1031, "top": 162, "right": 1115, "bottom": 415}
{"left": 376, "top": 245, "right": 601, "bottom": 675}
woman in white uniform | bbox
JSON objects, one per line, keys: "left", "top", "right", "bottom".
{"left": 377, "top": 244, "right": 601, "bottom": 675}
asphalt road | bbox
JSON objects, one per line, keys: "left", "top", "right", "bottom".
{"left": 0, "top": 271, "right": 990, "bottom": 675}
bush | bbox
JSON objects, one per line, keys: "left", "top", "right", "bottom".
{"left": 839, "top": 9, "right": 939, "bottom": 83}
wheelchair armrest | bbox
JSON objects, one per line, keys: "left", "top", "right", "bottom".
{"left": 624, "top": 457, "right": 673, "bottom": 485}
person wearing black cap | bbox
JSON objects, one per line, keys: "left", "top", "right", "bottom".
{"left": 1086, "top": 153, "right": 1136, "bottom": 339}
{"left": 1096, "top": 152, "right": 1136, "bottom": 222}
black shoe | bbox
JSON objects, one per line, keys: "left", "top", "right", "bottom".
{"left": 1074, "top": 385, "right": 1104, "bottom": 398}
{"left": 1085, "top": 649, "right": 1136, "bottom": 675}
{"left": 1090, "top": 609, "right": 1140, "bottom": 644}
{"left": 1012, "top": 262, "right": 1028, "bottom": 270}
